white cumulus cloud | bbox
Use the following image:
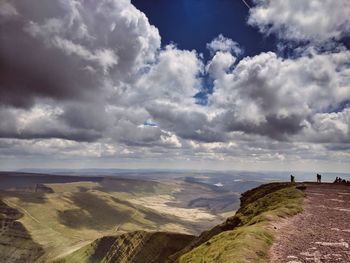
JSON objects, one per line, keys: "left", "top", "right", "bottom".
{"left": 248, "top": 0, "right": 350, "bottom": 42}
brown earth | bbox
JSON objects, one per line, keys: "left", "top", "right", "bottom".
{"left": 270, "top": 183, "right": 350, "bottom": 263}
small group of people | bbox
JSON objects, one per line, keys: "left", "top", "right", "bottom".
{"left": 290, "top": 173, "right": 322, "bottom": 183}
{"left": 334, "top": 177, "right": 350, "bottom": 185}
{"left": 289, "top": 174, "right": 350, "bottom": 184}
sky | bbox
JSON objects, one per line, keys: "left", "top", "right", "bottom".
{"left": 0, "top": 0, "right": 349, "bottom": 173}
{"left": 132, "top": 0, "right": 276, "bottom": 58}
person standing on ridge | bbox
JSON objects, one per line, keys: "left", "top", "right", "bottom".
{"left": 317, "top": 173, "right": 322, "bottom": 183}
{"left": 290, "top": 175, "right": 295, "bottom": 183}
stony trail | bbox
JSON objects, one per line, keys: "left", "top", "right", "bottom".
{"left": 270, "top": 183, "right": 350, "bottom": 263}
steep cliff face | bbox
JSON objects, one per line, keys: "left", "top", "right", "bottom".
{"left": 175, "top": 183, "right": 304, "bottom": 263}
{"left": 0, "top": 200, "right": 44, "bottom": 263}
{"left": 55, "top": 231, "right": 195, "bottom": 263}
{"left": 166, "top": 183, "right": 296, "bottom": 262}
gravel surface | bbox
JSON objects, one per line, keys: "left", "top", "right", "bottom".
{"left": 270, "top": 183, "right": 350, "bottom": 263}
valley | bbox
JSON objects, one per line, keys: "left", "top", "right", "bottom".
{"left": 0, "top": 171, "right": 244, "bottom": 261}
{"left": 1, "top": 171, "right": 348, "bottom": 262}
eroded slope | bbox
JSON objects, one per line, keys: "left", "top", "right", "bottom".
{"left": 0, "top": 200, "right": 44, "bottom": 262}
{"left": 174, "top": 183, "right": 305, "bottom": 263}
{"left": 55, "top": 231, "right": 195, "bottom": 263}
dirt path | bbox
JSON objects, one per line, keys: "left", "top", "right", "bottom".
{"left": 3, "top": 199, "right": 41, "bottom": 224}
{"left": 270, "top": 183, "right": 350, "bottom": 263}
{"left": 3, "top": 198, "right": 64, "bottom": 237}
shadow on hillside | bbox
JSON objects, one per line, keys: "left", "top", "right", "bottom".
{"left": 96, "top": 177, "right": 159, "bottom": 194}
{"left": 57, "top": 192, "right": 134, "bottom": 230}
{"left": 57, "top": 191, "right": 202, "bottom": 233}
{"left": 109, "top": 196, "right": 197, "bottom": 230}
{"left": 0, "top": 200, "right": 45, "bottom": 262}
{"left": 0, "top": 190, "right": 48, "bottom": 204}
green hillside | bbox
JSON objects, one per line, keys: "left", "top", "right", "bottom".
{"left": 176, "top": 183, "right": 304, "bottom": 263}
{"left": 58, "top": 183, "right": 305, "bottom": 263}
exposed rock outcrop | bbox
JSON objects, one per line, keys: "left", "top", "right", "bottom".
{"left": 56, "top": 231, "right": 195, "bottom": 263}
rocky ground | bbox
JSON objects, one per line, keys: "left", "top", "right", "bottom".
{"left": 271, "top": 183, "right": 350, "bottom": 263}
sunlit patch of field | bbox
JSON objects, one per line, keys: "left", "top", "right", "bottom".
{"left": 129, "top": 194, "right": 218, "bottom": 223}
{"left": 47, "top": 181, "right": 100, "bottom": 193}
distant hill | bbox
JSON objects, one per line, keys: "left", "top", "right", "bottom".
{"left": 0, "top": 172, "right": 102, "bottom": 189}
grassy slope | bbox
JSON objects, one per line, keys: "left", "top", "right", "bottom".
{"left": 178, "top": 183, "right": 305, "bottom": 263}
{"left": 0, "top": 200, "right": 44, "bottom": 262}
{"left": 54, "top": 231, "right": 195, "bottom": 263}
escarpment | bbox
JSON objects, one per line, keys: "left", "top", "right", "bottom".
{"left": 55, "top": 231, "right": 195, "bottom": 263}
{"left": 58, "top": 183, "right": 304, "bottom": 263}
{"left": 0, "top": 200, "right": 44, "bottom": 263}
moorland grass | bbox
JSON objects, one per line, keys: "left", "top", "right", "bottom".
{"left": 0, "top": 180, "right": 199, "bottom": 261}
{"left": 179, "top": 184, "right": 305, "bottom": 263}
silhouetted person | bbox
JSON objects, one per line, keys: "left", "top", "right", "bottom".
{"left": 317, "top": 173, "right": 321, "bottom": 183}
{"left": 290, "top": 175, "right": 295, "bottom": 183}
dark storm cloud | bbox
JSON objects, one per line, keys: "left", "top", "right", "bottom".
{"left": 0, "top": 107, "right": 101, "bottom": 142}
{"left": 59, "top": 103, "right": 110, "bottom": 132}
{"left": 325, "top": 143, "right": 350, "bottom": 151}
{"left": 11, "top": 129, "right": 100, "bottom": 142}
{"left": 263, "top": 115, "right": 305, "bottom": 139}
{"left": 0, "top": 0, "right": 160, "bottom": 108}
{"left": 215, "top": 111, "right": 305, "bottom": 141}
{"left": 0, "top": 126, "right": 100, "bottom": 142}
{"left": 0, "top": 4, "right": 101, "bottom": 108}
{"left": 0, "top": 0, "right": 161, "bottom": 142}
{"left": 0, "top": 108, "right": 18, "bottom": 136}
{"left": 146, "top": 103, "right": 226, "bottom": 143}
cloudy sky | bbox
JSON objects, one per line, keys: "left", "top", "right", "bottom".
{"left": 0, "top": 0, "right": 349, "bottom": 172}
